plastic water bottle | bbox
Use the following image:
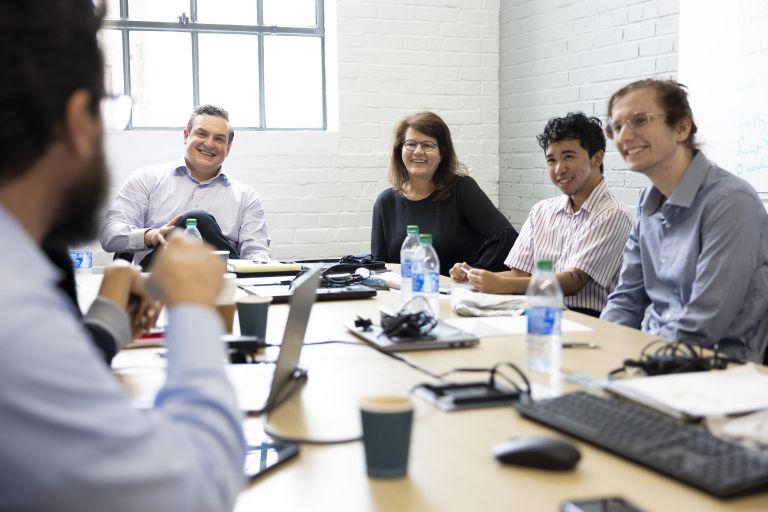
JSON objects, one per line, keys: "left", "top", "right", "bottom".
{"left": 184, "top": 218, "right": 203, "bottom": 243}
{"left": 411, "top": 233, "right": 440, "bottom": 318}
{"left": 399, "top": 225, "right": 420, "bottom": 300}
{"left": 69, "top": 246, "right": 93, "bottom": 274}
{"left": 525, "top": 259, "right": 563, "bottom": 373}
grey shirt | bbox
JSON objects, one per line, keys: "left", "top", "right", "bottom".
{"left": 601, "top": 152, "right": 768, "bottom": 362}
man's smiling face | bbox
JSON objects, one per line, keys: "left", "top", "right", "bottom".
{"left": 183, "top": 114, "right": 232, "bottom": 180}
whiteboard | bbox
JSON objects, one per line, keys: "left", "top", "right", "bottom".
{"left": 679, "top": 0, "right": 768, "bottom": 197}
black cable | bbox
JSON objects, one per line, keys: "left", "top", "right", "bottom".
{"left": 361, "top": 339, "right": 445, "bottom": 381}
{"left": 262, "top": 414, "right": 362, "bottom": 445}
{"left": 489, "top": 362, "right": 532, "bottom": 397}
{"left": 434, "top": 362, "right": 532, "bottom": 397}
{"left": 608, "top": 338, "right": 740, "bottom": 378}
{"left": 304, "top": 340, "right": 361, "bottom": 346}
{"left": 259, "top": 362, "right": 362, "bottom": 445}
{"left": 380, "top": 310, "right": 437, "bottom": 339}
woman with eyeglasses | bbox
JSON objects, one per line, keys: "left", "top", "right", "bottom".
{"left": 371, "top": 111, "right": 518, "bottom": 276}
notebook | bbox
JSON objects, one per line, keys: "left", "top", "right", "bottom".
{"left": 225, "top": 266, "right": 322, "bottom": 413}
{"left": 227, "top": 259, "right": 303, "bottom": 276}
{"left": 345, "top": 319, "right": 479, "bottom": 352}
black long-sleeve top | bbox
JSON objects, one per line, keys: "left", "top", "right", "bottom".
{"left": 371, "top": 176, "right": 518, "bottom": 276}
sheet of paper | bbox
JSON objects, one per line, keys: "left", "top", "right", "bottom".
{"left": 607, "top": 363, "right": 768, "bottom": 419}
{"left": 443, "top": 316, "right": 592, "bottom": 337}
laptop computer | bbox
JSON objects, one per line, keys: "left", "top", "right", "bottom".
{"left": 225, "top": 266, "right": 322, "bottom": 413}
{"left": 345, "top": 319, "right": 479, "bottom": 352}
{"left": 239, "top": 275, "right": 376, "bottom": 304}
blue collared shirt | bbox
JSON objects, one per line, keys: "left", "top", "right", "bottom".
{"left": 100, "top": 158, "right": 270, "bottom": 262}
{"left": 0, "top": 204, "right": 246, "bottom": 511}
{"left": 601, "top": 152, "right": 768, "bottom": 361}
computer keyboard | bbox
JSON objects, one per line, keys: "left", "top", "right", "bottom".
{"left": 513, "top": 391, "right": 768, "bottom": 498}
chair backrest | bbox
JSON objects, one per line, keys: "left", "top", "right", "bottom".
{"left": 113, "top": 252, "right": 133, "bottom": 263}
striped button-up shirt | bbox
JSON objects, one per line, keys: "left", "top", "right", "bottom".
{"left": 505, "top": 178, "right": 632, "bottom": 312}
{"left": 101, "top": 158, "right": 270, "bottom": 262}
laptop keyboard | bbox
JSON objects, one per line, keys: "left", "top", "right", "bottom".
{"left": 513, "top": 391, "right": 768, "bottom": 498}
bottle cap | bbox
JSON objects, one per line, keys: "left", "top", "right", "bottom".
{"left": 186, "top": 218, "right": 197, "bottom": 227}
{"left": 536, "top": 259, "right": 553, "bottom": 271}
{"left": 407, "top": 225, "right": 419, "bottom": 235}
{"left": 418, "top": 234, "right": 432, "bottom": 244}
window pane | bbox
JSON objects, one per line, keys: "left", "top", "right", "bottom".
{"left": 129, "top": 32, "right": 192, "bottom": 127}
{"left": 128, "top": 0, "right": 190, "bottom": 22}
{"left": 198, "top": 34, "right": 260, "bottom": 128}
{"left": 196, "top": 0, "right": 258, "bottom": 25}
{"left": 264, "top": 36, "right": 323, "bottom": 128}
{"left": 104, "top": 0, "right": 121, "bottom": 19}
{"left": 263, "top": 0, "right": 317, "bottom": 27}
{"left": 100, "top": 29, "right": 125, "bottom": 95}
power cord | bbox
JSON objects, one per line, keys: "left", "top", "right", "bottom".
{"left": 436, "top": 361, "right": 532, "bottom": 397}
{"left": 380, "top": 310, "right": 437, "bottom": 339}
{"left": 262, "top": 413, "right": 362, "bottom": 445}
{"left": 608, "top": 338, "right": 741, "bottom": 378}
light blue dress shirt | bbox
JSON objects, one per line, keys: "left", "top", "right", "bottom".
{"left": 601, "top": 152, "right": 768, "bottom": 361}
{"left": 0, "top": 205, "right": 246, "bottom": 511}
{"left": 100, "top": 158, "right": 270, "bottom": 263}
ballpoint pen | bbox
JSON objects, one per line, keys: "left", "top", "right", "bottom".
{"left": 562, "top": 341, "right": 600, "bottom": 349}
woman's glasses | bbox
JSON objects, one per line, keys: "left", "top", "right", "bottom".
{"left": 403, "top": 140, "right": 439, "bottom": 152}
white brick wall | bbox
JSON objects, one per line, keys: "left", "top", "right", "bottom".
{"left": 94, "top": 0, "right": 681, "bottom": 268}
{"left": 499, "top": 0, "right": 680, "bottom": 228}
{"left": 98, "top": 0, "right": 502, "bottom": 265}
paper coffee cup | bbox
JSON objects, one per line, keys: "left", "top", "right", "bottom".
{"left": 216, "top": 272, "right": 238, "bottom": 333}
{"left": 360, "top": 395, "right": 414, "bottom": 478}
{"left": 236, "top": 295, "right": 272, "bottom": 339}
{"left": 212, "top": 250, "right": 230, "bottom": 264}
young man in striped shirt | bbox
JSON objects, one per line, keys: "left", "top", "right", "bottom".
{"left": 449, "top": 112, "right": 632, "bottom": 317}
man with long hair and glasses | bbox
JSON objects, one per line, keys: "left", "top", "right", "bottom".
{"left": 0, "top": 1, "right": 245, "bottom": 510}
{"left": 600, "top": 79, "right": 768, "bottom": 362}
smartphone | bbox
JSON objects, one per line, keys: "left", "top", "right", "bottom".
{"left": 243, "top": 438, "right": 299, "bottom": 480}
{"left": 561, "top": 497, "right": 644, "bottom": 512}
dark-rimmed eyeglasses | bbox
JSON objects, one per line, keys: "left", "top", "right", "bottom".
{"left": 605, "top": 112, "right": 666, "bottom": 139}
{"left": 403, "top": 140, "right": 439, "bottom": 152}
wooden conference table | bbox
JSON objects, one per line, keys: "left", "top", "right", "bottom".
{"left": 88, "top": 273, "right": 768, "bottom": 512}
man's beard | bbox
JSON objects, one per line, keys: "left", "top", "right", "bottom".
{"left": 44, "top": 143, "right": 109, "bottom": 248}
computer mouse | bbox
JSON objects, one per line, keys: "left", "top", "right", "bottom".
{"left": 493, "top": 436, "right": 581, "bottom": 471}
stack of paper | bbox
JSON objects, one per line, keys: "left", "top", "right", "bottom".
{"left": 444, "top": 316, "right": 591, "bottom": 337}
{"left": 606, "top": 364, "right": 768, "bottom": 420}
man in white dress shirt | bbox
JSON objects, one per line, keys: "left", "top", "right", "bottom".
{"left": 101, "top": 104, "right": 271, "bottom": 268}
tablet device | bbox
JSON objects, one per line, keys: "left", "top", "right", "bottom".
{"left": 244, "top": 435, "right": 299, "bottom": 480}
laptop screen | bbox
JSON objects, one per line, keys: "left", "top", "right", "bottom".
{"left": 262, "top": 267, "right": 321, "bottom": 411}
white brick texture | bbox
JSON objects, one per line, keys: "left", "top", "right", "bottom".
{"left": 101, "top": 0, "right": 502, "bottom": 263}
{"left": 95, "top": 0, "right": 680, "bottom": 267}
{"left": 499, "top": 0, "right": 679, "bottom": 228}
